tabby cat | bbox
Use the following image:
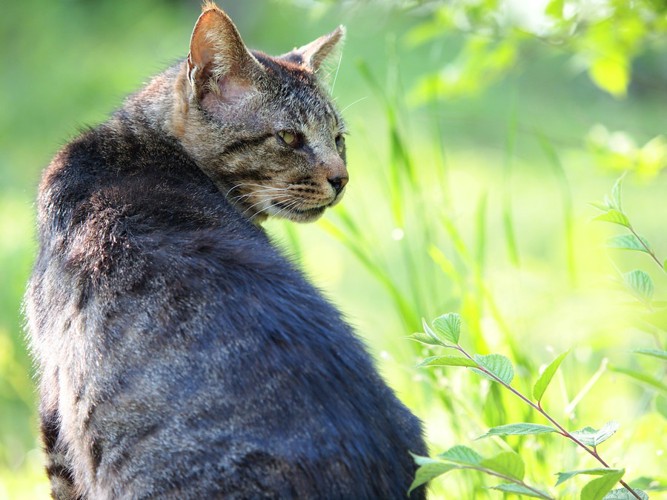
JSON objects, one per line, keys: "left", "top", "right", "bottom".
{"left": 25, "top": 3, "right": 427, "bottom": 498}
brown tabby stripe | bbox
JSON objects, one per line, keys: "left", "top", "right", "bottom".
{"left": 220, "top": 133, "right": 274, "bottom": 157}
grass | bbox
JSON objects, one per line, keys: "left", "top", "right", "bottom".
{"left": 2, "top": 1, "right": 667, "bottom": 498}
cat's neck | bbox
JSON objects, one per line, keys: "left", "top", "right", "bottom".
{"left": 112, "top": 62, "right": 190, "bottom": 140}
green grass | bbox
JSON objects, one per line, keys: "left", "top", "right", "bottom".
{"left": 2, "top": 1, "right": 667, "bottom": 498}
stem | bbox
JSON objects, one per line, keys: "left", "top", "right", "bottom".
{"left": 463, "top": 466, "right": 554, "bottom": 500}
{"left": 628, "top": 223, "right": 664, "bottom": 272}
{"left": 455, "top": 345, "right": 643, "bottom": 500}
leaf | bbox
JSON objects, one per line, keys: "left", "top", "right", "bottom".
{"left": 408, "top": 332, "right": 444, "bottom": 347}
{"left": 421, "top": 318, "right": 445, "bottom": 346}
{"left": 611, "top": 365, "right": 667, "bottom": 393}
{"left": 473, "top": 353, "right": 514, "bottom": 385}
{"left": 545, "top": 0, "right": 564, "bottom": 18}
{"left": 556, "top": 469, "right": 615, "bottom": 487}
{"left": 490, "top": 483, "right": 552, "bottom": 499}
{"left": 590, "top": 201, "right": 612, "bottom": 212}
{"left": 408, "top": 456, "right": 458, "bottom": 494}
{"left": 417, "top": 355, "right": 477, "bottom": 368}
{"left": 478, "top": 423, "right": 558, "bottom": 439}
{"left": 437, "top": 445, "right": 483, "bottom": 466}
{"left": 634, "top": 348, "right": 667, "bottom": 361}
{"left": 533, "top": 350, "right": 570, "bottom": 402}
{"left": 623, "top": 270, "right": 654, "bottom": 303}
{"left": 610, "top": 173, "right": 625, "bottom": 211}
{"left": 581, "top": 469, "right": 625, "bottom": 500}
{"left": 571, "top": 422, "right": 620, "bottom": 447}
{"left": 432, "top": 313, "right": 461, "bottom": 344}
{"left": 594, "top": 210, "right": 630, "bottom": 227}
{"left": 480, "top": 451, "right": 525, "bottom": 481}
{"left": 607, "top": 234, "right": 651, "bottom": 254}
{"left": 603, "top": 488, "right": 649, "bottom": 500}
{"left": 589, "top": 55, "right": 629, "bottom": 98}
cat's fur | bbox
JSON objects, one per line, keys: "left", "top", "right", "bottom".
{"left": 25, "top": 3, "right": 427, "bottom": 499}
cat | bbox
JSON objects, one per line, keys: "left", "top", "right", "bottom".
{"left": 24, "top": 2, "right": 427, "bottom": 499}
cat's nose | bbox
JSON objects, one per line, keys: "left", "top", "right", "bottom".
{"left": 328, "top": 175, "right": 348, "bottom": 195}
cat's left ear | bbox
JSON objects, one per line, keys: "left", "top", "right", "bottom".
{"left": 187, "top": 4, "right": 263, "bottom": 103}
{"left": 281, "top": 26, "right": 346, "bottom": 74}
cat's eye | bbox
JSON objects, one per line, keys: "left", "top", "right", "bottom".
{"left": 335, "top": 134, "right": 346, "bottom": 154}
{"left": 277, "top": 130, "right": 304, "bottom": 149}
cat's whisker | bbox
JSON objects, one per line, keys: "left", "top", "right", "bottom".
{"left": 240, "top": 192, "right": 296, "bottom": 218}
{"left": 227, "top": 183, "right": 290, "bottom": 198}
{"left": 340, "top": 96, "right": 368, "bottom": 114}
{"left": 330, "top": 50, "right": 344, "bottom": 94}
{"left": 270, "top": 199, "right": 302, "bottom": 220}
{"left": 241, "top": 199, "right": 271, "bottom": 218}
{"left": 229, "top": 185, "right": 296, "bottom": 206}
{"left": 233, "top": 183, "right": 290, "bottom": 192}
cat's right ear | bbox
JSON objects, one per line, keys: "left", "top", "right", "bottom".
{"left": 187, "top": 4, "right": 262, "bottom": 103}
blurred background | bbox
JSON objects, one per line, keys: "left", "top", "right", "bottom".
{"left": 1, "top": 0, "right": 666, "bottom": 497}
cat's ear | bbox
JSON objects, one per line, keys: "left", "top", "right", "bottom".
{"left": 282, "top": 26, "right": 346, "bottom": 74}
{"left": 187, "top": 3, "right": 262, "bottom": 103}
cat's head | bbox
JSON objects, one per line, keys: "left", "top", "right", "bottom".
{"left": 173, "top": 2, "right": 347, "bottom": 223}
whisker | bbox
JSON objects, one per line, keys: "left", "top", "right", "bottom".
{"left": 240, "top": 192, "right": 297, "bottom": 219}
{"left": 340, "top": 96, "right": 368, "bottom": 114}
{"left": 330, "top": 50, "right": 344, "bottom": 94}
{"left": 226, "top": 183, "right": 289, "bottom": 197}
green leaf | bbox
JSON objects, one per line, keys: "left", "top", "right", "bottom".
{"left": 612, "top": 365, "right": 667, "bottom": 393}
{"left": 571, "top": 422, "right": 619, "bottom": 447}
{"left": 555, "top": 468, "right": 618, "bottom": 487}
{"left": 589, "top": 56, "right": 629, "bottom": 98}
{"left": 408, "top": 332, "right": 444, "bottom": 347}
{"left": 490, "top": 483, "right": 552, "bottom": 499}
{"left": 408, "top": 456, "right": 458, "bottom": 494}
{"left": 607, "top": 234, "right": 651, "bottom": 254}
{"left": 634, "top": 348, "right": 667, "bottom": 361}
{"left": 545, "top": 0, "right": 564, "bottom": 18}
{"left": 533, "top": 350, "right": 569, "bottom": 402}
{"left": 437, "top": 445, "right": 483, "bottom": 466}
{"left": 581, "top": 469, "right": 625, "bottom": 500}
{"left": 603, "top": 488, "right": 648, "bottom": 500}
{"left": 473, "top": 353, "right": 514, "bottom": 385}
{"left": 478, "top": 423, "right": 558, "bottom": 439}
{"left": 432, "top": 313, "right": 461, "bottom": 344}
{"left": 421, "top": 318, "right": 445, "bottom": 346}
{"left": 417, "top": 355, "right": 477, "bottom": 368}
{"left": 610, "top": 174, "right": 625, "bottom": 211}
{"left": 594, "top": 210, "right": 630, "bottom": 227}
{"left": 623, "top": 270, "right": 654, "bottom": 303}
{"left": 480, "top": 451, "right": 525, "bottom": 481}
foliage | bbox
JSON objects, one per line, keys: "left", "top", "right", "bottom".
{"left": 405, "top": 0, "right": 667, "bottom": 99}
{"left": 410, "top": 313, "right": 646, "bottom": 499}
{"left": 593, "top": 176, "right": 667, "bottom": 421}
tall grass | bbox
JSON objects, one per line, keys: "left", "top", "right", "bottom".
{"left": 304, "top": 59, "right": 667, "bottom": 497}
